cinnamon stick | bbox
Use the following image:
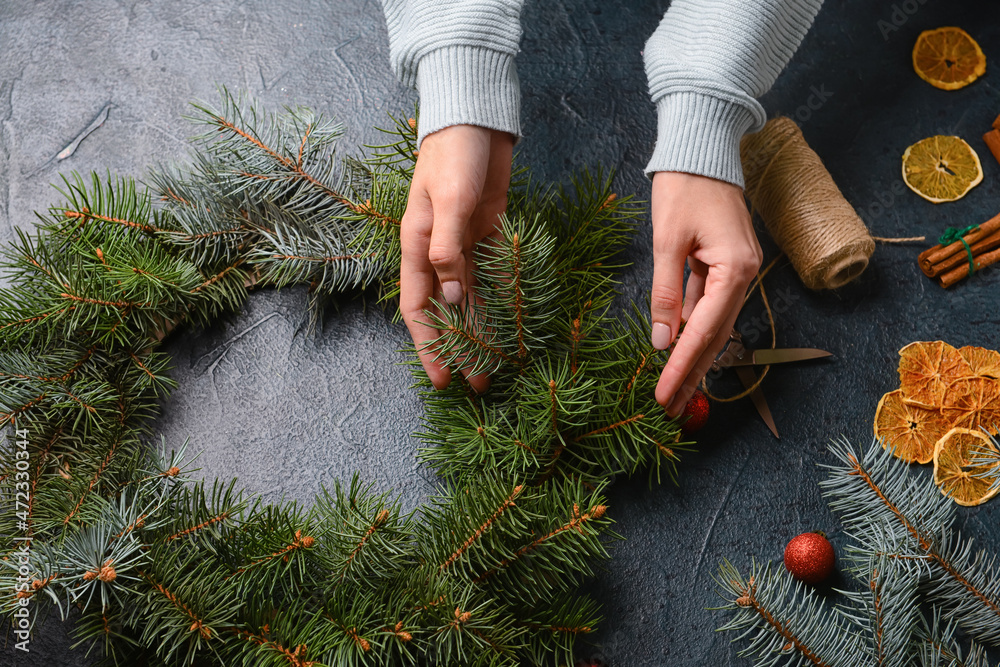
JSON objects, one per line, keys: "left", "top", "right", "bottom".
{"left": 924, "top": 229, "right": 1000, "bottom": 277}
{"left": 984, "top": 128, "right": 1000, "bottom": 167}
{"left": 919, "top": 211, "right": 1000, "bottom": 275}
{"left": 939, "top": 246, "right": 1000, "bottom": 288}
{"left": 994, "top": 113, "right": 1000, "bottom": 130}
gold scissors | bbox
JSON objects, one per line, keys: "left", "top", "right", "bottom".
{"left": 710, "top": 329, "right": 832, "bottom": 439}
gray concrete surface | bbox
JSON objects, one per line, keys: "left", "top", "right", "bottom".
{"left": 2, "top": 0, "right": 999, "bottom": 665}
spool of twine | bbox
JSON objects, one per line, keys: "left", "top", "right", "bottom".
{"left": 741, "top": 116, "right": 875, "bottom": 290}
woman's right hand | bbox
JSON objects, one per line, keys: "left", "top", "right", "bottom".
{"left": 399, "top": 124, "right": 514, "bottom": 393}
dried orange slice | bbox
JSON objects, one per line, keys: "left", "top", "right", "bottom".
{"left": 913, "top": 27, "right": 986, "bottom": 91}
{"left": 898, "top": 341, "right": 973, "bottom": 408}
{"left": 941, "top": 377, "right": 1000, "bottom": 434}
{"left": 933, "top": 427, "right": 999, "bottom": 506}
{"left": 902, "top": 135, "right": 983, "bottom": 203}
{"left": 959, "top": 345, "right": 1000, "bottom": 379}
{"left": 874, "top": 390, "right": 952, "bottom": 464}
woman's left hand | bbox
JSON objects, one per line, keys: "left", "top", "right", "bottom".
{"left": 647, "top": 171, "right": 763, "bottom": 416}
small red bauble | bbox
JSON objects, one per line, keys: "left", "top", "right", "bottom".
{"left": 784, "top": 531, "right": 835, "bottom": 584}
{"left": 680, "top": 390, "right": 710, "bottom": 434}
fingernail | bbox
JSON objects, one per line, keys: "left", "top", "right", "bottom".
{"left": 666, "top": 396, "right": 685, "bottom": 418}
{"left": 442, "top": 281, "right": 463, "bottom": 305}
{"left": 666, "top": 385, "right": 695, "bottom": 417}
{"left": 666, "top": 398, "right": 681, "bottom": 419}
{"left": 652, "top": 322, "right": 672, "bottom": 350}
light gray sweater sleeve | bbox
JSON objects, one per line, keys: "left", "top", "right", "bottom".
{"left": 378, "top": 0, "right": 822, "bottom": 185}
{"left": 643, "top": 0, "right": 823, "bottom": 186}
{"left": 379, "top": 0, "right": 526, "bottom": 147}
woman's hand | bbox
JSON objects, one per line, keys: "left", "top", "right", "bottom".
{"left": 399, "top": 124, "right": 514, "bottom": 393}
{"left": 649, "top": 171, "right": 763, "bottom": 416}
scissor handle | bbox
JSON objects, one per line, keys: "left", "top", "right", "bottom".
{"left": 710, "top": 329, "right": 747, "bottom": 372}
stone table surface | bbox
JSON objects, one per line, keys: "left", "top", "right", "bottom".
{"left": 1, "top": 0, "right": 999, "bottom": 665}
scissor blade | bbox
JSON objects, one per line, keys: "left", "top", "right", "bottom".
{"left": 735, "top": 365, "right": 780, "bottom": 439}
{"left": 726, "top": 348, "right": 833, "bottom": 367}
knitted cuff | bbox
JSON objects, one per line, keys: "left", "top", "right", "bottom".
{"left": 415, "top": 45, "right": 521, "bottom": 148}
{"left": 644, "top": 91, "right": 761, "bottom": 188}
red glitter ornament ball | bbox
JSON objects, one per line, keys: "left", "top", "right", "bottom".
{"left": 680, "top": 390, "right": 710, "bottom": 433}
{"left": 784, "top": 531, "right": 835, "bottom": 585}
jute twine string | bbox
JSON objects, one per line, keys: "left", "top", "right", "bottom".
{"left": 699, "top": 255, "right": 781, "bottom": 403}
{"left": 697, "top": 118, "right": 926, "bottom": 403}
{"left": 741, "top": 116, "right": 877, "bottom": 290}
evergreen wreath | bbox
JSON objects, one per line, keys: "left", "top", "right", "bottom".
{"left": 0, "top": 87, "right": 693, "bottom": 666}
{"left": 715, "top": 437, "right": 1000, "bottom": 667}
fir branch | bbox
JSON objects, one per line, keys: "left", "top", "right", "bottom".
{"left": 228, "top": 627, "right": 322, "bottom": 667}
{"left": 69, "top": 601, "right": 145, "bottom": 665}
{"left": 835, "top": 555, "right": 920, "bottom": 666}
{"left": 0, "top": 188, "right": 228, "bottom": 349}
{"left": 48, "top": 171, "right": 168, "bottom": 237}
{"left": 473, "top": 478, "right": 612, "bottom": 600}
{"left": 417, "top": 299, "right": 519, "bottom": 377}
{"left": 573, "top": 412, "right": 645, "bottom": 442}
{"left": 515, "top": 593, "right": 602, "bottom": 667}
{"left": 822, "top": 438, "right": 1000, "bottom": 644}
{"left": 61, "top": 208, "right": 160, "bottom": 235}
{"left": 319, "top": 589, "right": 398, "bottom": 667}
{"left": 122, "top": 348, "right": 177, "bottom": 398}
{"left": 311, "top": 474, "right": 415, "bottom": 586}
{"left": 438, "top": 484, "right": 524, "bottom": 573}
{"left": 222, "top": 597, "right": 337, "bottom": 667}
{"left": 138, "top": 569, "right": 219, "bottom": 663}
{"left": 358, "top": 108, "right": 420, "bottom": 178}
{"left": 417, "top": 393, "right": 552, "bottom": 482}
{"left": 155, "top": 477, "right": 247, "bottom": 549}
{"left": 500, "top": 501, "right": 606, "bottom": 569}
{"left": 165, "top": 512, "right": 230, "bottom": 543}
{"left": 473, "top": 214, "right": 560, "bottom": 360}
{"left": 422, "top": 591, "right": 524, "bottom": 666}
{"left": 183, "top": 86, "right": 358, "bottom": 221}
{"left": 223, "top": 526, "right": 318, "bottom": 582}
{"left": 146, "top": 159, "right": 259, "bottom": 267}
{"left": 62, "top": 426, "right": 127, "bottom": 526}
{"left": 969, "top": 432, "right": 1000, "bottom": 494}
{"left": 517, "top": 353, "right": 596, "bottom": 447}
{"left": 16, "top": 494, "right": 150, "bottom": 619}
{"left": 915, "top": 611, "right": 992, "bottom": 667}
{"left": 0, "top": 88, "right": 693, "bottom": 666}
{"left": 714, "top": 559, "right": 868, "bottom": 667}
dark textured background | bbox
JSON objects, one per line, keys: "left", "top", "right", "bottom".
{"left": 1, "top": 0, "right": 999, "bottom": 665}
